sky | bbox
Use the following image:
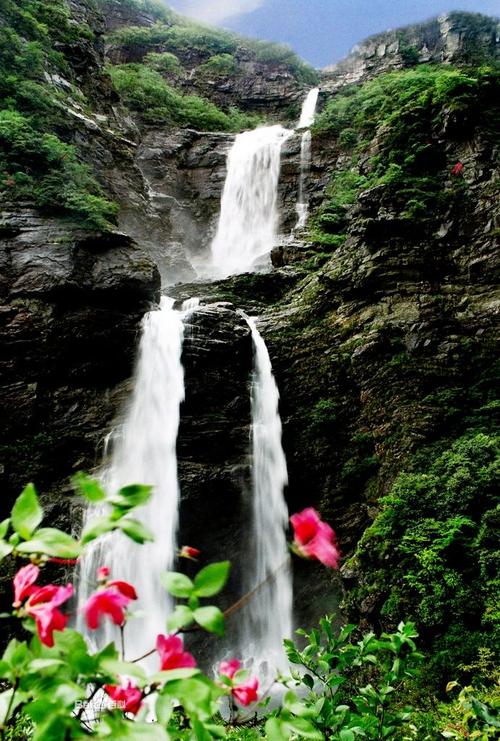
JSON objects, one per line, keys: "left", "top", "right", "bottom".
{"left": 168, "top": 0, "right": 499, "bottom": 67}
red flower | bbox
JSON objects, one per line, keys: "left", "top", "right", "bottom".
{"left": 218, "top": 659, "right": 259, "bottom": 706}
{"left": 219, "top": 658, "right": 241, "bottom": 680}
{"left": 104, "top": 681, "right": 143, "bottom": 715}
{"left": 290, "top": 508, "right": 340, "bottom": 569}
{"left": 83, "top": 581, "right": 136, "bottom": 630}
{"left": 13, "top": 564, "right": 40, "bottom": 608}
{"left": 25, "top": 584, "right": 73, "bottom": 647}
{"left": 97, "top": 566, "right": 110, "bottom": 581}
{"left": 179, "top": 545, "right": 201, "bottom": 561}
{"left": 451, "top": 162, "right": 464, "bottom": 176}
{"left": 232, "top": 677, "right": 259, "bottom": 706}
{"left": 156, "top": 634, "right": 197, "bottom": 671}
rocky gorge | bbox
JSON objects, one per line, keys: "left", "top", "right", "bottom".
{"left": 0, "top": 0, "right": 499, "bottom": 713}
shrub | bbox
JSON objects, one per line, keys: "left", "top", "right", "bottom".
{"left": 144, "top": 51, "right": 181, "bottom": 74}
{"left": 198, "top": 53, "right": 238, "bottom": 77}
{"left": 0, "top": 111, "right": 117, "bottom": 229}
{"left": 350, "top": 433, "right": 500, "bottom": 688}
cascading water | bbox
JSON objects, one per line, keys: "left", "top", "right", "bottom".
{"left": 210, "top": 125, "right": 292, "bottom": 277}
{"left": 295, "top": 87, "right": 320, "bottom": 230}
{"left": 237, "top": 316, "right": 292, "bottom": 678}
{"left": 297, "top": 87, "right": 320, "bottom": 129}
{"left": 77, "top": 297, "right": 186, "bottom": 665}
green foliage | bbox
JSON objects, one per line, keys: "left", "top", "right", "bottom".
{"left": 108, "top": 18, "right": 317, "bottom": 85}
{"left": 0, "top": 0, "right": 117, "bottom": 228}
{"left": 310, "top": 64, "right": 500, "bottom": 245}
{"left": 269, "top": 617, "right": 424, "bottom": 740}
{"left": 98, "top": 0, "right": 176, "bottom": 24}
{"left": 351, "top": 432, "right": 500, "bottom": 688}
{"left": 161, "top": 561, "right": 230, "bottom": 635}
{"left": 198, "top": 53, "right": 238, "bottom": 77}
{"left": 109, "top": 63, "right": 260, "bottom": 131}
{"left": 144, "top": 51, "right": 181, "bottom": 74}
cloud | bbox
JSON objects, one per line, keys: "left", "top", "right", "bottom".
{"left": 174, "top": 0, "right": 265, "bottom": 24}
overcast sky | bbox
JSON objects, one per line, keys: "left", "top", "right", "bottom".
{"left": 168, "top": 0, "right": 499, "bottom": 67}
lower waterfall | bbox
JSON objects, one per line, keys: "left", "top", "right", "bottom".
{"left": 237, "top": 316, "right": 292, "bottom": 678}
{"left": 77, "top": 297, "right": 185, "bottom": 665}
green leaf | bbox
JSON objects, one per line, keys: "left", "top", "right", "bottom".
{"left": 160, "top": 571, "right": 194, "bottom": 599}
{"left": 155, "top": 692, "right": 173, "bottom": 725}
{"left": 0, "top": 688, "right": 27, "bottom": 726}
{"left": 99, "top": 658, "right": 146, "bottom": 682}
{"left": 193, "top": 606, "right": 225, "bottom": 636}
{"left": 0, "top": 519, "right": 10, "bottom": 539}
{"left": 28, "top": 658, "right": 65, "bottom": 672}
{"left": 119, "top": 518, "right": 154, "bottom": 544}
{"left": 73, "top": 472, "right": 106, "bottom": 502}
{"left": 167, "top": 604, "right": 194, "bottom": 632}
{"left": 109, "top": 484, "right": 152, "bottom": 513}
{"left": 81, "top": 516, "right": 116, "bottom": 545}
{"left": 193, "top": 561, "right": 230, "bottom": 597}
{"left": 265, "top": 718, "right": 290, "bottom": 741}
{"left": 11, "top": 483, "right": 42, "bottom": 540}
{"left": 16, "top": 528, "right": 81, "bottom": 558}
{"left": 302, "top": 673, "right": 314, "bottom": 689}
{"left": 0, "top": 541, "right": 13, "bottom": 562}
{"left": 151, "top": 668, "right": 200, "bottom": 684}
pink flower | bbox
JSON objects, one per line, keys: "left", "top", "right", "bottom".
{"left": 13, "top": 564, "right": 40, "bottom": 608}
{"left": 290, "top": 508, "right": 340, "bottom": 569}
{"left": 218, "top": 658, "right": 259, "bottom": 706}
{"left": 232, "top": 677, "right": 259, "bottom": 706}
{"left": 84, "top": 582, "right": 136, "bottom": 630}
{"left": 156, "top": 634, "right": 197, "bottom": 671}
{"left": 25, "top": 584, "right": 73, "bottom": 647}
{"left": 104, "top": 681, "right": 143, "bottom": 715}
{"left": 179, "top": 546, "right": 201, "bottom": 561}
{"left": 219, "top": 659, "right": 241, "bottom": 680}
{"left": 97, "top": 566, "right": 110, "bottom": 581}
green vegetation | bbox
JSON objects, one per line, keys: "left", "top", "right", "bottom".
{"left": 98, "top": 0, "right": 176, "bottom": 23}
{"left": 198, "top": 53, "right": 239, "bottom": 77}
{"left": 348, "top": 432, "right": 499, "bottom": 690}
{"left": 144, "top": 50, "right": 182, "bottom": 75}
{"left": 0, "top": 0, "right": 117, "bottom": 228}
{"left": 108, "top": 17, "right": 318, "bottom": 85}
{"left": 311, "top": 64, "right": 500, "bottom": 246}
{"left": 109, "top": 63, "right": 260, "bottom": 130}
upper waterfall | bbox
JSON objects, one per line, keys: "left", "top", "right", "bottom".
{"left": 295, "top": 88, "right": 320, "bottom": 230}
{"left": 210, "top": 125, "right": 292, "bottom": 278}
{"left": 297, "top": 87, "right": 320, "bottom": 129}
{"left": 76, "top": 297, "right": 186, "bottom": 666}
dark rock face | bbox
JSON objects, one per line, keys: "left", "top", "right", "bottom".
{"left": 0, "top": 211, "right": 160, "bottom": 517}
{"left": 176, "top": 302, "right": 253, "bottom": 660}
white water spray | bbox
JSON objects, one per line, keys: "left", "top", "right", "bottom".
{"left": 295, "top": 88, "right": 319, "bottom": 230}
{"left": 210, "top": 125, "right": 292, "bottom": 277}
{"left": 237, "top": 316, "right": 292, "bottom": 678}
{"left": 77, "top": 297, "right": 185, "bottom": 665}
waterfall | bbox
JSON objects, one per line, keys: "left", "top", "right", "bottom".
{"left": 297, "top": 87, "right": 319, "bottom": 129}
{"left": 237, "top": 316, "right": 292, "bottom": 678}
{"left": 295, "top": 87, "right": 319, "bottom": 230}
{"left": 210, "top": 125, "right": 292, "bottom": 278}
{"left": 77, "top": 297, "right": 185, "bottom": 665}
